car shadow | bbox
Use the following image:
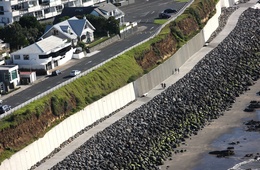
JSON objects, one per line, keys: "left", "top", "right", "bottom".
{"left": 63, "top": 75, "right": 72, "bottom": 79}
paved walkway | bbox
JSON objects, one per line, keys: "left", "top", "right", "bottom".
{"left": 34, "top": 1, "right": 258, "bottom": 169}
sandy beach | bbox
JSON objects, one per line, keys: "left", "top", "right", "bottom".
{"left": 159, "top": 79, "right": 260, "bottom": 170}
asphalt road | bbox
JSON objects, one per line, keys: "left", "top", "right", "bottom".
{"left": 3, "top": 0, "right": 191, "bottom": 109}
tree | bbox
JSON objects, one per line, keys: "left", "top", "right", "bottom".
{"left": 59, "top": 16, "right": 70, "bottom": 23}
{"left": 85, "top": 14, "right": 111, "bottom": 37}
{"left": 106, "top": 17, "right": 120, "bottom": 35}
{"left": 19, "top": 16, "right": 45, "bottom": 41}
{"left": 0, "top": 22, "right": 29, "bottom": 51}
{"left": 19, "top": 16, "right": 41, "bottom": 29}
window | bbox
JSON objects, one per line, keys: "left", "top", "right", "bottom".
{"left": 53, "top": 30, "right": 59, "bottom": 35}
{"left": 23, "top": 54, "right": 29, "bottom": 60}
{"left": 44, "top": 8, "right": 50, "bottom": 14}
{"left": 56, "top": 5, "right": 62, "bottom": 12}
{"left": 0, "top": 6, "right": 4, "bottom": 15}
{"left": 3, "top": 72, "right": 9, "bottom": 81}
{"left": 50, "top": 45, "right": 71, "bottom": 57}
{"left": 14, "top": 55, "right": 20, "bottom": 60}
{"left": 35, "top": 11, "right": 43, "bottom": 19}
{"left": 11, "top": 70, "right": 18, "bottom": 80}
{"left": 39, "top": 54, "right": 50, "bottom": 59}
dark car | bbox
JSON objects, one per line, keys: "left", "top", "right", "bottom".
{"left": 51, "top": 70, "right": 62, "bottom": 76}
{"left": 163, "top": 8, "right": 177, "bottom": 14}
{"left": 0, "top": 105, "right": 11, "bottom": 114}
{"left": 159, "top": 8, "right": 177, "bottom": 19}
{"left": 159, "top": 12, "right": 171, "bottom": 19}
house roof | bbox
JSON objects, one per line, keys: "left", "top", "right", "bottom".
{"left": 95, "top": 2, "right": 117, "bottom": 13}
{"left": 68, "top": 19, "right": 87, "bottom": 36}
{"left": 11, "top": 36, "right": 67, "bottom": 55}
{"left": 94, "top": 2, "right": 125, "bottom": 18}
{"left": 53, "top": 2, "right": 124, "bottom": 24}
{"left": 43, "top": 17, "right": 95, "bottom": 39}
{"left": 0, "top": 65, "right": 17, "bottom": 70}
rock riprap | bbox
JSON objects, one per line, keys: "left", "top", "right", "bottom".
{"left": 48, "top": 8, "right": 260, "bottom": 170}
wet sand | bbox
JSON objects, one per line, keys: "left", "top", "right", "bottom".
{"left": 159, "top": 79, "right": 260, "bottom": 170}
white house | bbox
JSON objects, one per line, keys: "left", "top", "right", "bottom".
{"left": 94, "top": 2, "right": 125, "bottom": 24}
{"left": 10, "top": 35, "right": 75, "bottom": 73}
{"left": 41, "top": 16, "right": 96, "bottom": 45}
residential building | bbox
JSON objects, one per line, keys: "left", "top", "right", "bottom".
{"left": 10, "top": 35, "right": 74, "bottom": 73}
{"left": 10, "top": 16, "right": 95, "bottom": 74}
{"left": 0, "top": 0, "right": 107, "bottom": 26}
{"left": 41, "top": 16, "right": 95, "bottom": 44}
{"left": 0, "top": 65, "right": 20, "bottom": 93}
{"left": 19, "top": 71, "right": 37, "bottom": 84}
{"left": 53, "top": 2, "right": 125, "bottom": 25}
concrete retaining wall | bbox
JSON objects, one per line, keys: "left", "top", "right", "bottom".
{"left": 133, "top": 32, "right": 205, "bottom": 97}
{"left": 0, "top": 83, "right": 136, "bottom": 170}
{"left": 88, "top": 35, "right": 121, "bottom": 52}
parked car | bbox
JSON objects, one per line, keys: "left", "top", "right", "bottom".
{"left": 51, "top": 70, "right": 62, "bottom": 76}
{"left": 163, "top": 8, "right": 177, "bottom": 14}
{"left": 0, "top": 105, "right": 11, "bottom": 114}
{"left": 70, "top": 70, "right": 81, "bottom": 77}
{"left": 159, "top": 12, "right": 171, "bottom": 19}
{"left": 159, "top": 8, "right": 178, "bottom": 19}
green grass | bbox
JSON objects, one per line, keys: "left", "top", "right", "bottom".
{"left": 174, "top": 0, "right": 189, "bottom": 2}
{"left": 154, "top": 19, "right": 169, "bottom": 25}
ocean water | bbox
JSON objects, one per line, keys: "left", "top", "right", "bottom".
{"left": 192, "top": 111, "right": 260, "bottom": 170}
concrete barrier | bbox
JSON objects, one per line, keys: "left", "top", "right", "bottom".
{"left": 133, "top": 31, "right": 205, "bottom": 97}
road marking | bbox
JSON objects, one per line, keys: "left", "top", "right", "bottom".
{"left": 158, "top": 2, "right": 168, "bottom": 6}
{"left": 140, "top": 12, "right": 150, "bottom": 17}
{"left": 151, "top": 11, "right": 155, "bottom": 14}
{"left": 150, "top": 26, "right": 154, "bottom": 30}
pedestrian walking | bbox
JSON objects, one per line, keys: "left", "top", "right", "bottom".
{"left": 177, "top": 68, "right": 180, "bottom": 73}
{"left": 161, "top": 83, "right": 164, "bottom": 89}
{"left": 163, "top": 83, "right": 166, "bottom": 89}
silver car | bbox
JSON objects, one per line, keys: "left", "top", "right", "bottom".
{"left": 70, "top": 70, "right": 81, "bottom": 77}
{"left": 0, "top": 105, "right": 11, "bottom": 114}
